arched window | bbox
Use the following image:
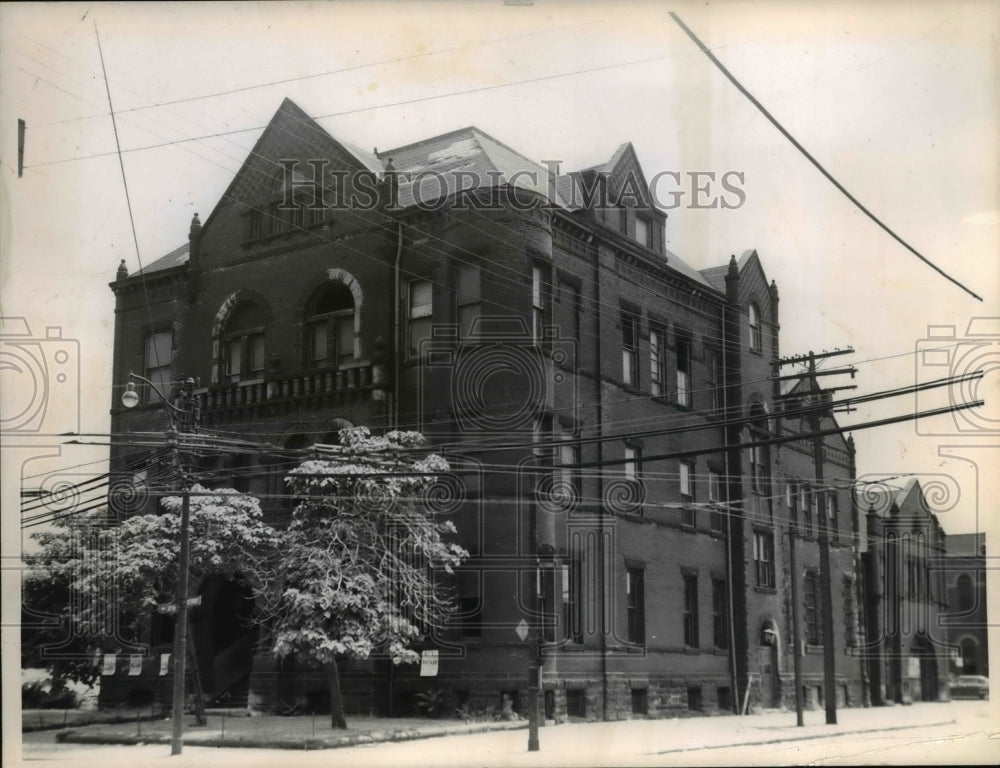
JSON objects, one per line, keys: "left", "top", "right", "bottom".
{"left": 305, "top": 283, "right": 355, "bottom": 367}
{"left": 957, "top": 573, "right": 974, "bottom": 612}
{"left": 748, "top": 302, "right": 762, "bottom": 352}
{"left": 959, "top": 637, "right": 978, "bottom": 673}
{"left": 222, "top": 303, "right": 267, "bottom": 382}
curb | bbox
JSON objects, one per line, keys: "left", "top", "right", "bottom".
{"left": 653, "top": 718, "right": 958, "bottom": 754}
{"left": 24, "top": 714, "right": 163, "bottom": 733}
{"left": 56, "top": 719, "right": 528, "bottom": 750}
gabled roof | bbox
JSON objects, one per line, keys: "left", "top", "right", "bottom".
{"left": 138, "top": 242, "right": 189, "bottom": 275}
{"left": 383, "top": 126, "right": 566, "bottom": 209}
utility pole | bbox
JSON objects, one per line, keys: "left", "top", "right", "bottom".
{"left": 121, "top": 373, "right": 200, "bottom": 755}
{"left": 774, "top": 347, "right": 854, "bottom": 727}
{"left": 788, "top": 510, "right": 805, "bottom": 726}
{"left": 808, "top": 351, "right": 842, "bottom": 725}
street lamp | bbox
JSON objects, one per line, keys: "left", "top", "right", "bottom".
{"left": 121, "top": 372, "right": 197, "bottom": 756}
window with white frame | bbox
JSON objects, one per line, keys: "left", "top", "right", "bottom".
{"left": 749, "top": 302, "right": 762, "bottom": 352}
{"left": 408, "top": 279, "right": 433, "bottom": 356}
{"left": 624, "top": 445, "right": 640, "bottom": 482}
{"left": 676, "top": 333, "right": 692, "bottom": 407}
{"left": 621, "top": 311, "right": 639, "bottom": 387}
{"left": 222, "top": 303, "right": 266, "bottom": 383}
{"left": 753, "top": 530, "right": 775, "bottom": 588}
{"left": 305, "top": 282, "right": 355, "bottom": 367}
{"left": 144, "top": 330, "right": 172, "bottom": 404}
{"left": 650, "top": 325, "right": 666, "bottom": 396}
{"left": 680, "top": 460, "right": 695, "bottom": 527}
{"left": 634, "top": 216, "right": 651, "bottom": 248}
{"left": 709, "top": 470, "right": 724, "bottom": 532}
{"left": 532, "top": 265, "right": 545, "bottom": 344}
{"left": 456, "top": 264, "right": 481, "bottom": 340}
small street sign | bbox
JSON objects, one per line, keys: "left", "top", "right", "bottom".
{"left": 515, "top": 618, "right": 529, "bottom": 642}
{"left": 157, "top": 604, "right": 177, "bottom": 614}
{"left": 159, "top": 653, "right": 170, "bottom": 676}
{"left": 186, "top": 595, "right": 202, "bottom": 607}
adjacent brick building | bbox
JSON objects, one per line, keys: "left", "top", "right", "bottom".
{"left": 105, "top": 97, "right": 867, "bottom": 719}
{"left": 860, "top": 478, "right": 951, "bottom": 704}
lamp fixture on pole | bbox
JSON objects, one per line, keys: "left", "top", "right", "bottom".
{"left": 121, "top": 371, "right": 198, "bottom": 756}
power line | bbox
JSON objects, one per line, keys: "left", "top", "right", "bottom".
{"left": 668, "top": 11, "right": 982, "bottom": 303}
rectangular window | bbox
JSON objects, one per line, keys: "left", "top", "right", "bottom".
{"left": 706, "top": 347, "right": 723, "bottom": 415}
{"left": 683, "top": 573, "right": 699, "bottom": 647}
{"left": 753, "top": 531, "right": 775, "bottom": 588}
{"left": 532, "top": 265, "right": 545, "bottom": 344}
{"left": 144, "top": 331, "right": 172, "bottom": 404}
{"left": 634, "top": 216, "right": 651, "bottom": 247}
{"left": 336, "top": 316, "right": 354, "bottom": 364}
{"left": 680, "top": 461, "right": 695, "bottom": 528}
{"left": 558, "top": 428, "right": 580, "bottom": 497}
{"left": 802, "top": 486, "right": 813, "bottom": 537}
{"left": 827, "top": 491, "right": 839, "bottom": 545}
{"left": 712, "top": 578, "right": 729, "bottom": 649}
{"left": 709, "top": 470, "right": 724, "bottom": 532}
{"left": 626, "top": 567, "right": 645, "bottom": 645}
{"left": 750, "top": 444, "right": 767, "bottom": 493}
{"left": 621, "top": 312, "right": 638, "bottom": 386}
{"left": 225, "top": 337, "right": 243, "bottom": 379}
{"left": 676, "top": 333, "right": 691, "bottom": 407}
{"left": 804, "top": 569, "right": 821, "bottom": 644}
{"left": 408, "top": 279, "right": 433, "bottom": 356}
{"left": 562, "top": 551, "right": 583, "bottom": 644}
{"left": 558, "top": 280, "right": 580, "bottom": 367}
{"left": 456, "top": 265, "right": 481, "bottom": 339}
{"left": 248, "top": 332, "right": 266, "bottom": 374}
{"left": 624, "top": 445, "right": 640, "bottom": 482}
{"left": 649, "top": 326, "right": 665, "bottom": 396}
{"left": 788, "top": 483, "right": 799, "bottom": 530}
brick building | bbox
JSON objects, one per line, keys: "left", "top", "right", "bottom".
{"left": 860, "top": 478, "right": 951, "bottom": 704}
{"left": 943, "top": 532, "right": 988, "bottom": 679}
{"left": 105, "top": 97, "right": 866, "bottom": 719}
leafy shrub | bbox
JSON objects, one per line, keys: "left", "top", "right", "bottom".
{"left": 22, "top": 680, "right": 80, "bottom": 710}
{"left": 414, "top": 687, "right": 447, "bottom": 718}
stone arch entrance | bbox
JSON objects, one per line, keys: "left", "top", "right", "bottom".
{"left": 758, "top": 618, "right": 782, "bottom": 708}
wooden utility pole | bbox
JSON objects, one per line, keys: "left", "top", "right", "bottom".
{"left": 809, "top": 351, "right": 839, "bottom": 725}
{"left": 774, "top": 347, "right": 854, "bottom": 727}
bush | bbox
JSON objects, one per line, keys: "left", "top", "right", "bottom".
{"left": 22, "top": 680, "right": 80, "bottom": 710}
{"left": 414, "top": 687, "right": 447, "bottom": 718}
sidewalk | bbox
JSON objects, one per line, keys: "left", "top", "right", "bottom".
{"left": 51, "top": 700, "right": 983, "bottom": 752}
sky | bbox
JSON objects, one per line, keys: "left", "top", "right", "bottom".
{"left": 1, "top": 1, "right": 997, "bottom": 545}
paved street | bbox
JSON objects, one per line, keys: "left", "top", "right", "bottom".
{"left": 12, "top": 700, "right": 998, "bottom": 767}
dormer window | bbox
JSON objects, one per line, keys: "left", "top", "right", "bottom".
{"left": 634, "top": 216, "right": 651, "bottom": 248}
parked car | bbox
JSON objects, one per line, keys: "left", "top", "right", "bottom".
{"left": 949, "top": 675, "right": 989, "bottom": 700}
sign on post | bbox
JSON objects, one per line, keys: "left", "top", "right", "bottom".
{"left": 419, "top": 650, "right": 439, "bottom": 677}
{"left": 159, "top": 653, "right": 171, "bottom": 676}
